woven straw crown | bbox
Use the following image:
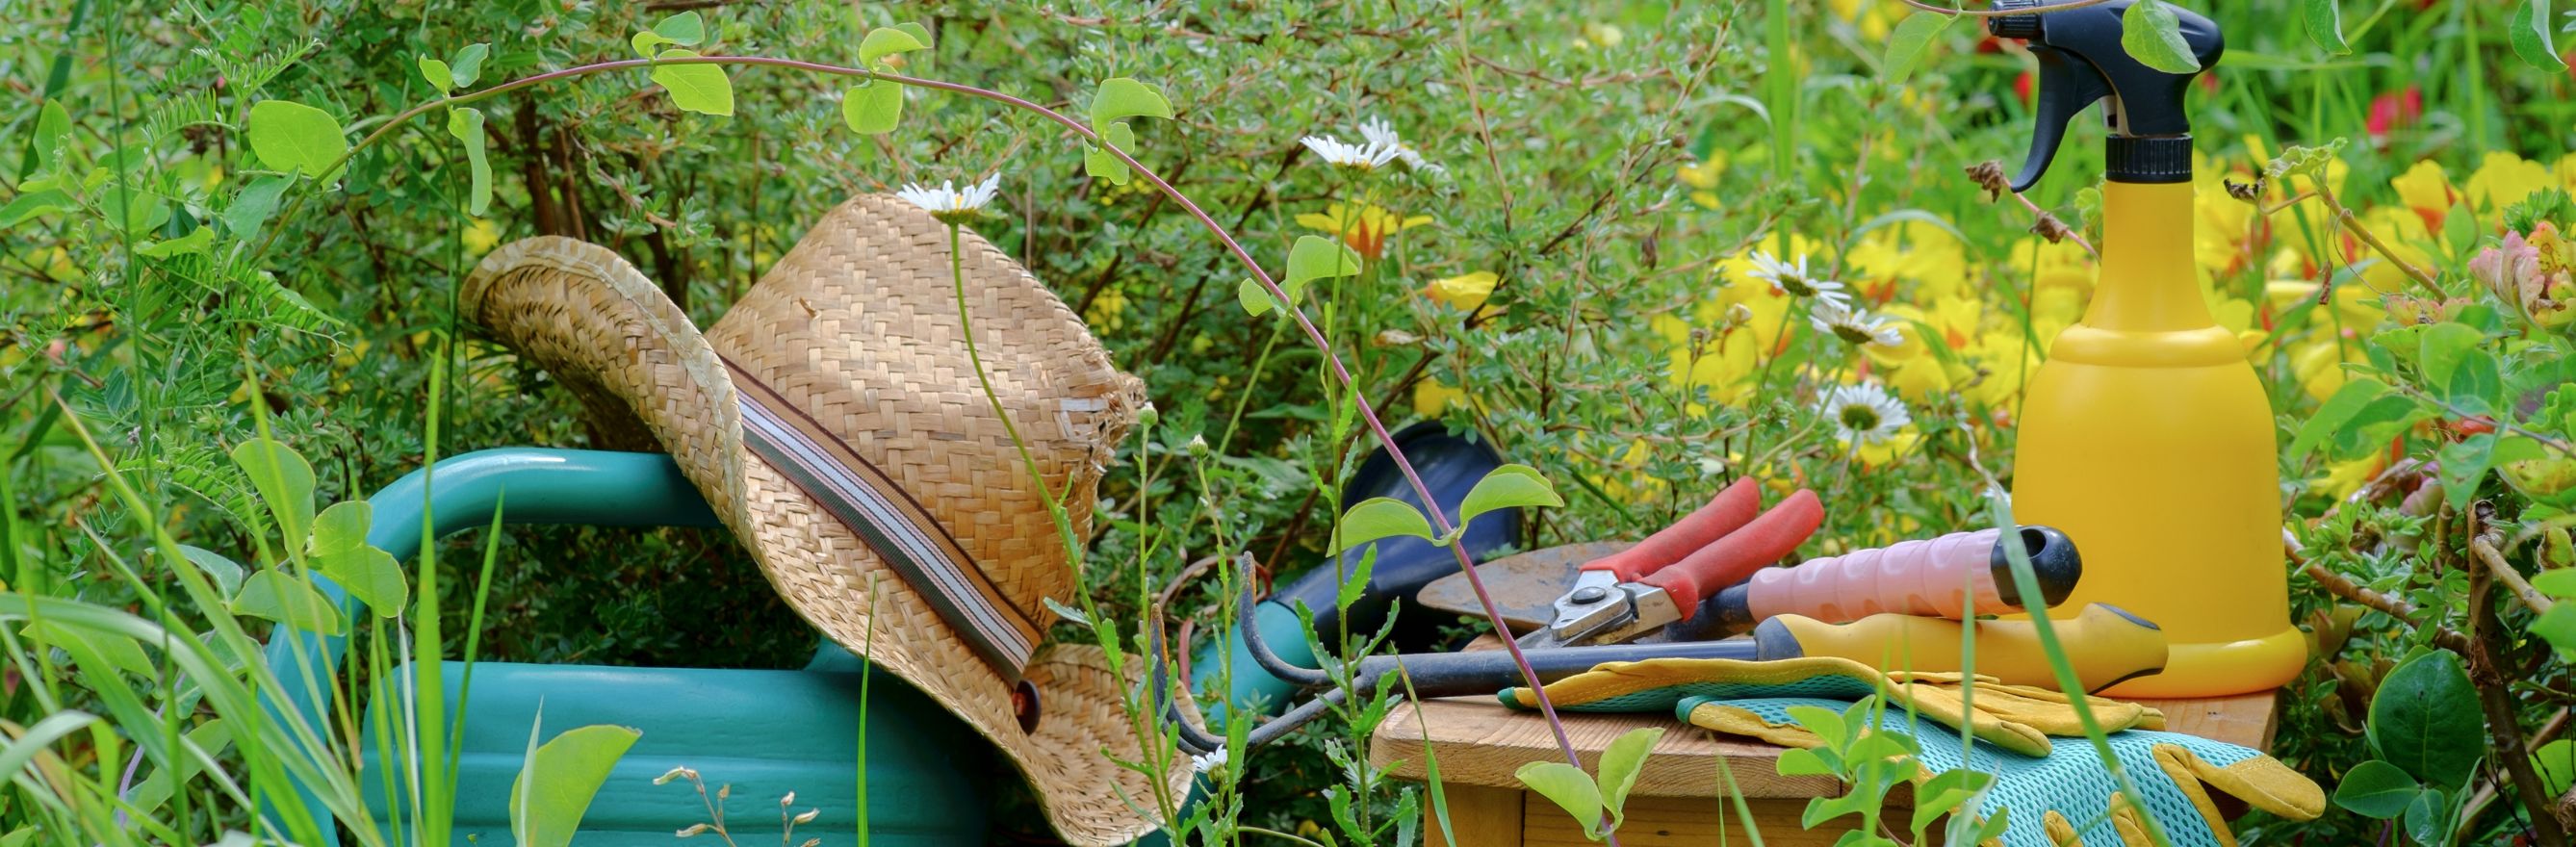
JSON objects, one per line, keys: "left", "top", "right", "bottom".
{"left": 461, "top": 193, "right": 1174, "bottom": 846}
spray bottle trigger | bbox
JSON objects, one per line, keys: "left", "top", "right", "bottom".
{"left": 2012, "top": 44, "right": 2113, "bottom": 193}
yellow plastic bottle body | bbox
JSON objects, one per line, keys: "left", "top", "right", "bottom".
{"left": 2011, "top": 180, "right": 2306, "bottom": 697}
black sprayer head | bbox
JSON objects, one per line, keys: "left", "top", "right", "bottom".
{"left": 1987, "top": 0, "right": 2223, "bottom": 192}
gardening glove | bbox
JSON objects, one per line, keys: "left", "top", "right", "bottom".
{"left": 1679, "top": 693, "right": 2324, "bottom": 846}
{"left": 1499, "top": 656, "right": 2163, "bottom": 757}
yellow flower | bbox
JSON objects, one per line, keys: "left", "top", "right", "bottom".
{"left": 2311, "top": 453, "right": 2384, "bottom": 501}
{"left": 2347, "top": 205, "right": 2436, "bottom": 295}
{"left": 1413, "top": 379, "right": 1466, "bottom": 417}
{"left": 1295, "top": 203, "right": 1430, "bottom": 261}
{"left": 1424, "top": 270, "right": 1499, "bottom": 314}
{"left": 1086, "top": 286, "right": 1130, "bottom": 332}
{"left": 1575, "top": 22, "right": 1624, "bottom": 49}
{"left": 2003, "top": 236, "right": 2095, "bottom": 295}
{"left": 2290, "top": 336, "right": 2369, "bottom": 403}
{"left": 2390, "top": 160, "right": 2455, "bottom": 226}
{"left": 2466, "top": 152, "right": 2552, "bottom": 214}
{"left": 1854, "top": 430, "right": 1923, "bottom": 469}
{"left": 461, "top": 218, "right": 501, "bottom": 255}
{"left": 1655, "top": 312, "right": 1765, "bottom": 410}
{"left": 1679, "top": 152, "right": 1727, "bottom": 210}
{"left": 2559, "top": 153, "right": 2576, "bottom": 193}
{"left": 1846, "top": 221, "right": 1968, "bottom": 303}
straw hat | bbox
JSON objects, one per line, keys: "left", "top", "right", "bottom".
{"left": 461, "top": 193, "right": 1179, "bottom": 845}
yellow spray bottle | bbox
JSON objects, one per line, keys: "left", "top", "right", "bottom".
{"left": 1987, "top": 0, "right": 2305, "bottom": 696}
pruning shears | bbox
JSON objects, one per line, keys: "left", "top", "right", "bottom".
{"left": 1518, "top": 477, "right": 1823, "bottom": 649}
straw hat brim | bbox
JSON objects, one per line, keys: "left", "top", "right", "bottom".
{"left": 461, "top": 233, "right": 1185, "bottom": 846}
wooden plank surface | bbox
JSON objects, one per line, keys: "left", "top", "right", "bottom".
{"left": 1522, "top": 796, "right": 1837, "bottom": 847}
{"left": 1424, "top": 785, "right": 1522, "bottom": 847}
{"left": 1369, "top": 690, "right": 2279, "bottom": 795}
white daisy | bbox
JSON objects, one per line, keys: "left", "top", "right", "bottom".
{"left": 1809, "top": 300, "right": 1905, "bottom": 347}
{"left": 1816, "top": 382, "right": 1911, "bottom": 454}
{"left": 895, "top": 172, "right": 1002, "bottom": 223}
{"left": 1190, "top": 747, "right": 1229, "bottom": 775}
{"left": 1357, "top": 116, "right": 1444, "bottom": 175}
{"left": 1301, "top": 133, "right": 1403, "bottom": 171}
{"left": 1744, "top": 250, "right": 1852, "bottom": 307}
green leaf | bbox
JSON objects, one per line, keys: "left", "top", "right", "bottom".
{"left": 22, "top": 619, "right": 154, "bottom": 678}
{"left": 418, "top": 57, "right": 453, "bottom": 93}
{"left": 1457, "top": 464, "right": 1564, "bottom": 527}
{"left": 2536, "top": 568, "right": 2576, "bottom": 599}
{"left": 649, "top": 51, "right": 734, "bottom": 116}
{"left": 654, "top": 11, "right": 708, "bottom": 45}
{"left": 224, "top": 176, "right": 293, "bottom": 239}
{"left": 174, "top": 544, "right": 246, "bottom": 598}
{"left": 2436, "top": 432, "right": 2496, "bottom": 512}
{"left": 316, "top": 545, "right": 406, "bottom": 618}
{"left": 509, "top": 721, "right": 643, "bottom": 847}
{"left": 2367, "top": 650, "right": 2485, "bottom": 789}
{"left": 1802, "top": 790, "right": 1879, "bottom": 830}
{"left": 101, "top": 186, "right": 169, "bottom": 235}
{"left": 2535, "top": 740, "right": 2576, "bottom": 798}
{"left": 32, "top": 99, "right": 73, "bottom": 172}
{"left": 1331, "top": 497, "right": 1435, "bottom": 553}
{"left": 2305, "top": 0, "right": 2352, "bottom": 55}
{"left": 2121, "top": 0, "right": 2203, "bottom": 73}
{"left": 450, "top": 43, "right": 490, "bottom": 89}
{"left": 2418, "top": 322, "right": 2481, "bottom": 388}
{"left": 245, "top": 100, "right": 348, "bottom": 181}
{"left": 2291, "top": 377, "right": 2386, "bottom": 462}
{"left": 2333, "top": 759, "right": 2421, "bottom": 818}
{"left": 1284, "top": 235, "right": 1363, "bottom": 300}
{"left": 2334, "top": 395, "right": 2431, "bottom": 457}
{"left": 1912, "top": 769, "right": 1994, "bottom": 835}
{"left": 1789, "top": 704, "right": 1851, "bottom": 747}
{"left": 2513, "top": 0, "right": 2569, "bottom": 72}
{"left": 0, "top": 711, "right": 100, "bottom": 788}
{"left": 135, "top": 226, "right": 214, "bottom": 258}
{"left": 1595, "top": 727, "right": 1663, "bottom": 829}
{"left": 229, "top": 437, "right": 316, "bottom": 540}
{"left": 858, "top": 27, "right": 929, "bottom": 65}
{"left": 2444, "top": 349, "right": 2502, "bottom": 416}
{"left": 1775, "top": 746, "right": 1837, "bottom": 776}
{"left": 1880, "top": 13, "right": 1953, "bottom": 85}
{"left": 1040, "top": 596, "right": 1093, "bottom": 628}
{"left": 842, "top": 83, "right": 902, "bottom": 134}
{"left": 1513, "top": 761, "right": 1605, "bottom": 839}
{"left": 230, "top": 570, "right": 345, "bottom": 634}
{"left": 449, "top": 107, "right": 493, "bottom": 215}
{"left": 631, "top": 31, "right": 676, "bottom": 58}
{"left": 1335, "top": 546, "right": 1378, "bottom": 614}
{"left": 307, "top": 501, "right": 371, "bottom": 556}
{"left": 2402, "top": 786, "right": 2448, "bottom": 846}
{"left": 0, "top": 189, "right": 68, "bottom": 226}
{"left": 1237, "top": 278, "right": 1279, "bottom": 317}
{"left": 2533, "top": 605, "right": 2576, "bottom": 659}
{"left": 1084, "top": 121, "right": 1137, "bottom": 184}
{"left": 1090, "top": 78, "right": 1174, "bottom": 134}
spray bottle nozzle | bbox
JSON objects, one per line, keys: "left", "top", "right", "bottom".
{"left": 1986, "top": 0, "right": 2224, "bottom": 192}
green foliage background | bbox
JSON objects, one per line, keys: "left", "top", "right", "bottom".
{"left": 6, "top": 0, "right": 2576, "bottom": 842}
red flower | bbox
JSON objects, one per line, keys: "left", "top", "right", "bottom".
{"left": 2013, "top": 70, "right": 2035, "bottom": 105}
{"left": 2366, "top": 86, "right": 2422, "bottom": 143}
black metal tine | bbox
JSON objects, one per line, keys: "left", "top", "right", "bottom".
{"left": 1146, "top": 619, "right": 1229, "bottom": 756}
{"left": 1238, "top": 581, "right": 1329, "bottom": 687}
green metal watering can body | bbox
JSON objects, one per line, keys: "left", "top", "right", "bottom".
{"left": 256, "top": 449, "right": 1319, "bottom": 845}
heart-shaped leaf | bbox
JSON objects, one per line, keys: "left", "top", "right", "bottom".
{"left": 653, "top": 12, "right": 707, "bottom": 46}
{"left": 1331, "top": 497, "right": 1433, "bottom": 553}
{"left": 175, "top": 544, "right": 246, "bottom": 598}
{"left": 449, "top": 43, "right": 490, "bottom": 89}
{"left": 1514, "top": 761, "right": 1604, "bottom": 839}
{"left": 1596, "top": 727, "right": 1663, "bottom": 829}
{"left": 316, "top": 545, "right": 406, "bottom": 618}
{"left": 1237, "top": 278, "right": 1279, "bottom": 317}
{"left": 1457, "top": 464, "right": 1562, "bottom": 527}
{"left": 650, "top": 51, "right": 734, "bottom": 116}
{"left": 1880, "top": 13, "right": 1953, "bottom": 85}
{"left": 245, "top": 100, "right": 348, "bottom": 181}
{"left": 1091, "top": 78, "right": 1174, "bottom": 133}
{"left": 230, "top": 437, "right": 316, "bottom": 541}
{"left": 842, "top": 83, "right": 902, "bottom": 134}
{"left": 418, "top": 57, "right": 453, "bottom": 93}
{"left": 307, "top": 501, "right": 371, "bottom": 556}
{"left": 2121, "top": 0, "right": 2202, "bottom": 74}
{"left": 449, "top": 107, "right": 493, "bottom": 215}
{"left": 231, "top": 570, "right": 345, "bottom": 634}
{"left": 510, "top": 719, "right": 644, "bottom": 847}
{"left": 2305, "top": 0, "right": 2352, "bottom": 55}
{"left": 2333, "top": 759, "right": 2421, "bottom": 819}
{"left": 1284, "top": 235, "right": 1362, "bottom": 299}
{"left": 859, "top": 27, "right": 929, "bottom": 65}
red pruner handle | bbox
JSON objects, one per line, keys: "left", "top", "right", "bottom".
{"left": 1580, "top": 477, "right": 1762, "bottom": 582}
{"left": 1642, "top": 488, "right": 1823, "bottom": 618}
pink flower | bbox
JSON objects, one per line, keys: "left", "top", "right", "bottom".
{"left": 2472, "top": 229, "right": 2574, "bottom": 327}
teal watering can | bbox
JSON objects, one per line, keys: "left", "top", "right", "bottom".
{"left": 259, "top": 423, "right": 1517, "bottom": 845}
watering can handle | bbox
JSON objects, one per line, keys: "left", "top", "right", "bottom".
{"left": 256, "top": 449, "right": 722, "bottom": 847}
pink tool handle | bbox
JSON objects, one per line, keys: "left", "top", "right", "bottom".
{"left": 1741, "top": 527, "right": 2007, "bottom": 622}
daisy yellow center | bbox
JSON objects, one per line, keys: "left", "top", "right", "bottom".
{"left": 1777, "top": 272, "right": 1819, "bottom": 297}
{"left": 1837, "top": 403, "right": 1882, "bottom": 433}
